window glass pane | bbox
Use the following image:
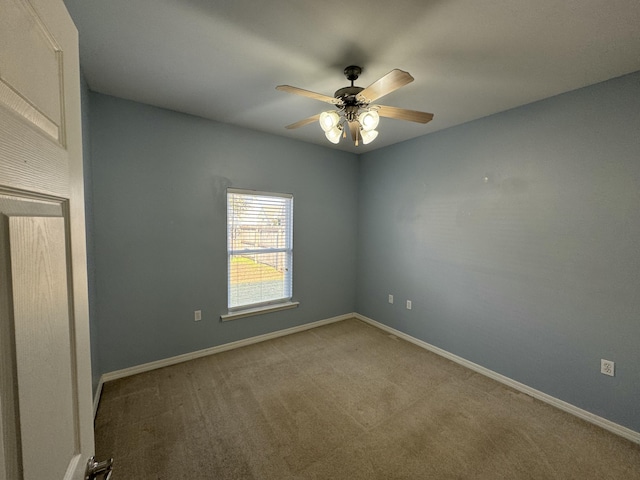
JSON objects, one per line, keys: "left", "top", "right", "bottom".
{"left": 227, "top": 190, "right": 293, "bottom": 310}
{"left": 228, "top": 252, "right": 292, "bottom": 308}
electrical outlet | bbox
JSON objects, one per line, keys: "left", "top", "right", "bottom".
{"left": 601, "top": 359, "right": 615, "bottom": 377}
{"left": 388, "top": 294, "right": 394, "bottom": 304}
{"left": 194, "top": 310, "right": 202, "bottom": 322}
{"left": 406, "top": 300, "right": 412, "bottom": 310}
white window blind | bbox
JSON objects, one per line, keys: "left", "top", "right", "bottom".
{"left": 227, "top": 188, "right": 293, "bottom": 311}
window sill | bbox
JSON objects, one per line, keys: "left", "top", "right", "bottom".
{"left": 220, "top": 301, "right": 300, "bottom": 322}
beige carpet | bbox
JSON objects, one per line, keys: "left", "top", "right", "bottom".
{"left": 95, "top": 318, "right": 640, "bottom": 479}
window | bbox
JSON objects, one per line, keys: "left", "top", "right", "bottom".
{"left": 225, "top": 188, "right": 295, "bottom": 318}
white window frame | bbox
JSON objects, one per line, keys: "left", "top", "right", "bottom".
{"left": 221, "top": 188, "right": 298, "bottom": 321}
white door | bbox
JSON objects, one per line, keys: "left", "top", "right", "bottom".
{"left": 0, "top": 0, "right": 96, "bottom": 479}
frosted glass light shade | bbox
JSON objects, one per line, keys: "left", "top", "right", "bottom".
{"left": 325, "top": 126, "right": 342, "bottom": 144}
{"left": 360, "top": 129, "right": 378, "bottom": 145}
{"left": 319, "top": 111, "right": 340, "bottom": 132}
{"left": 358, "top": 110, "right": 379, "bottom": 131}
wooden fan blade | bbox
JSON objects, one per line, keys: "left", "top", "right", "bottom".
{"left": 376, "top": 105, "right": 434, "bottom": 124}
{"left": 276, "top": 85, "right": 340, "bottom": 104}
{"left": 356, "top": 69, "right": 414, "bottom": 103}
{"left": 348, "top": 120, "right": 360, "bottom": 146}
{"left": 285, "top": 113, "right": 321, "bottom": 129}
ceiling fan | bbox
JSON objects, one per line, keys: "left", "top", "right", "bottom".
{"left": 276, "top": 65, "right": 434, "bottom": 146}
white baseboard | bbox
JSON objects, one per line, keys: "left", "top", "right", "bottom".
{"left": 354, "top": 313, "right": 640, "bottom": 445}
{"left": 93, "top": 313, "right": 351, "bottom": 416}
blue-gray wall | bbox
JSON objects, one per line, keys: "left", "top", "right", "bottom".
{"left": 89, "top": 93, "right": 358, "bottom": 374}
{"left": 357, "top": 71, "right": 640, "bottom": 432}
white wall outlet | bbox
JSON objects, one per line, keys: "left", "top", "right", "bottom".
{"left": 194, "top": 310, "right": 202, "bottom": 322}
{"left": 388, "top": 294, "right": 394, "bottom": 304}
{"left": 601, "top": 359, "right": 614, "bottom": 376}
{"left": 406, "top": 300, "right": 412, "bottom": 310}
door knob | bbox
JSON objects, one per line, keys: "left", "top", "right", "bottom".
{"left": 85, "top": 456, "right": 114, "bottom": 480}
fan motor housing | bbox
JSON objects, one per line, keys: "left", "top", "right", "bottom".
{"left": 334, "top": 86, "right": 364, "bottom": 103}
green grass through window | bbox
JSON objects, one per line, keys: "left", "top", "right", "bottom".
{"left": 230, "top": 256, "right": 284, "bottom": 284}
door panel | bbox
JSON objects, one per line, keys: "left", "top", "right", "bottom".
{"left": 0, "top": 195, "right": 66, "bottom": 480}
{"left": 9, "top": 216, "right": 77, "bottom": 480}
{"left": 0, "top": 0, "right": 94, "bottom": 478}
{"left": 0, "top": 0, "right": 70, "bottom": 197}
{"left": 0, "top": 0, "right": 64, "bottom": 143}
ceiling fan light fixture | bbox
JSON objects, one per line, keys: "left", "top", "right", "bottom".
{"left": 278, "top": 66, "right": 433, "bottom": 148}
{"left": 360, "top": 129, "right": 379, "bottom": 145}
{"left": 319, "top": 110, "right": 340, "bottom": 132}
{"left": 358, "top": 110, "right": 379, "bottom": 131}
{"left": 325, "top": 125, "right": 342, "bottom": 144}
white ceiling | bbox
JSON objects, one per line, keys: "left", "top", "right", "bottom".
{"left": 63, "top": 0, "right": 640, "bottom": 153}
